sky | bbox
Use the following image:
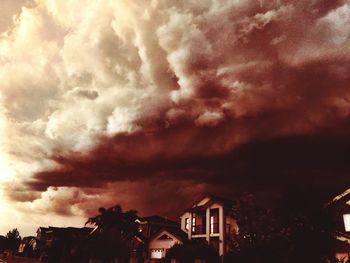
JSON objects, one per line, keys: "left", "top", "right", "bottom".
{"left": 0, "top": 0, "right": 350, "bottom": 236}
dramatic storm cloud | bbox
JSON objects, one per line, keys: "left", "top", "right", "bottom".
{"left": 1, "top": 0, "right": 350, "bottom": 234}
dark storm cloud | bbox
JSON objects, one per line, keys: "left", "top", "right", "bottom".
{"left": 28, "top": 52, "right": 350, "bottom": 215}
{"left": 28, "top": 123, "right": 350, "bottom": 208}
{"left": 3, "top": 0, "right": 350, "bottom": 217}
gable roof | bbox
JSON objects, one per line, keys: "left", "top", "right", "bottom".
{"left": 180, "top": 194, "right": 238, "bottom": 216}
{"left": 149, "top": 227, "right": 188, "bottom": 243}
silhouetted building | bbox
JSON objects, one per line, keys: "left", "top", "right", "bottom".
{"left": 180, "top": 194, "right": 239, "bottom": 258}
{"left": 147, "top": 227, "right": 187, "bottom": 261}
{"left": 36, "top": 226, "right": 92, "bottom": 263}
{"left": 130, "top": 215, "right": 187, "bottom": 262}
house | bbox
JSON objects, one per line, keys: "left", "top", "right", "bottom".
{"left": 180, "top": 194, "right": 239, "bottom": 258}
{"left": 130, "top": 215, "right": 187, "bottom": 262}
{"left": 36, "top": 226, "right": 93, "bottom": 262}
{"left": 147, "top": 228, "right": 187, "bottom": 261}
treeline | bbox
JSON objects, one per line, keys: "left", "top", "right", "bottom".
{"left": 0, "top": 228, "right": 21, "bottom": 254}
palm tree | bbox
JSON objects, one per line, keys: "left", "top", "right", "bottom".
{"left": 86, "top": 205, "right": 144, "bottom": 263}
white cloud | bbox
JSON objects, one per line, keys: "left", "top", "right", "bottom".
{"left": 0, "top": 0, "right": 350, "bottom": 234}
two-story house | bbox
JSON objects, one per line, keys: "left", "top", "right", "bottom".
{"left": 180, "top": 194, "right": 239, "bottom": 257}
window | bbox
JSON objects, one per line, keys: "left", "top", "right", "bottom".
{"left": 210, "top": 209, "right": 219, "bottom": 234}
{"left": 185, "top": 218, "right": 190, "bottom": 230}
{"left": 192, "top": 215, "right": 196, "bottom": 232}
{"left": 150, "top": 248, "right": 164, "bottom": 259}
{"left": 343, "top": 214, "right": 350, "bottom": 232}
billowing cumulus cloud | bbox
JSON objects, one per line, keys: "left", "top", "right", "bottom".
{"left": 1, "top": 0, "right": 350, "bottom": 234}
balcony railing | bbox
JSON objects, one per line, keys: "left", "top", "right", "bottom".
{"left": 210, "top": 223, "right": 219, "bottom": 234}
{"left": 192, "top": 224, "right": 205, "bottom": 235}
{"left": 192, "top": 223, "right": 220, "bottom": 235}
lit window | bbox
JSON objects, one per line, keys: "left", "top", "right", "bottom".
{"left": 150, "top": 249, "right": 163, "bottom": 259}
{"left": 343, "top": 214, "right": 350, "bottom": 232}
{"left": 210, "top": 216, "right": 214, "bottom": 234}
{"left": 192, "top": 216, "right": 196, "bottom": 232}
{"left": 185, "top": 218, "right": 189, "bottom": 230}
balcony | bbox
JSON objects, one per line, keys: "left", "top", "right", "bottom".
{"left": 192, "top": 224, "right": 205, "bottom": 235}
{"left": 210, "top": 223, "right": 219, "bottom": 234}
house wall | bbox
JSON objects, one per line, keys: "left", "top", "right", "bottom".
{"left": 18, "top": 243, "right": 25, "bottom": 253}
{"left": 208, "top": 203, "right": 225, "bottom": 256}
{"left": 148, "top": 232, "right": 182, "bottom": 259}
{"left": 148, "top": 239, "right": 176, "bottom": 258}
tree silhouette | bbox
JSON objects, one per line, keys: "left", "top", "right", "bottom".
{"left": 6, "top": 228, "right": 21, "bottom": 253}
{"left": 225, "top": 191, "right": 338, "bottom": 263}
{"left": 86, "top": 205, "right": 144, "bottom": 263}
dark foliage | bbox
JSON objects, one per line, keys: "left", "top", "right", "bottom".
{"left": 225, "top": 190, "right": 340, "bottom": 263}
{"left": 6, "top": 228, "right": 21, "bottom": 252}
{"left": 166, "top": 239, "right": 219, "bottom": 263}
{"left": 86, "top": 205, "right": 143, "bottom": 262}
{"left": 0, "top": 236, "right": 7, "bottom": 252}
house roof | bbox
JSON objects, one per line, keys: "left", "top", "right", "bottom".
{"left": 139, "top": 215, "right": 179, "bottom": 226}
{"left": 149, "top": 226, "right": 188, "bottom": 243}
{"left": 206, "top": 194, "right": 238, "bottom": 206}
{"left": 180, "top": 194, "right": 238, "bottom": 216}
{"left": 20, "top": 236, "right": 36, "bottom": 244}
{"left": 38, "top": 226, "right": 93, "bottom": 236}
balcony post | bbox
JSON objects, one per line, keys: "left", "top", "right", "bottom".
{"left": 206, "top": 208, "right": 210, "bottom": 242}
{"left": 219, "top": 206, "right": 225, "bottom": 257}
{"left": 189, "top": 213, "right": 192, "bottom": 239}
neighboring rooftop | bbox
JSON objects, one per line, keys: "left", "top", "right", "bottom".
{"left": 37, "top": 226, "right": 93, "bottom": 236}
{"left": 139, "top": 215, "right": 179, "bottom": 226}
